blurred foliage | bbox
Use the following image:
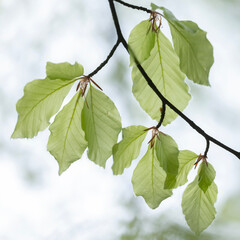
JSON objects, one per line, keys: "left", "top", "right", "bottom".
{"left": 221, "top": 194, "right": 240, "bottom": 223}
{"left": 211, "top": 0, "right": 240, "bottom": 4}
{"left": 203, "top": 0, "right": 240, "bottom": 19}
{"left": 116, "top": 191, "right": 240, "bottom": 240}
{"left": 116, "top": 199, "right": 216, "bottom": 240}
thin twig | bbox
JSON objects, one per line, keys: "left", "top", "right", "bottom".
{"left": 156, "top": 102, "right": 166, "bottom": 129}
{"left": 108, "top": 0, "right": 240, "bottom": 160}
{"left": 88, "top": 39, "right": 120, "bottom": 77}
{"left": 204, "top": 139, "right": 210, "bottom": 157}
{"left": 114, "top": 0, "right": 151, "bottom": 13}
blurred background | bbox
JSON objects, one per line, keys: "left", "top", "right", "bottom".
{"left": 1, "top": 0, "right": 240, "bottom": 239}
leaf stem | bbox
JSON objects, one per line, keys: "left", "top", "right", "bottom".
{"left": 108, "top": 0, "right": 240, "bottom": 160}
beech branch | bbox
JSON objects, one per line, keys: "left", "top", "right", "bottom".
{"left": 88, "top": 39, "right": 120, "bottom": 78}
{"left": 204, "top": 139, "right": 210, "bottom": 157}
{"left": 156, "top": 103, "right": 166, "bottom": 129}
{"left": 114, "top": 0, "right": 151, "bottom": 13}
{"left": 107, "top": 0, "right": 240, "bottom": 160}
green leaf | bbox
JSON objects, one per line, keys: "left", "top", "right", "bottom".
{"left": 46, "top": 62, "right": 84, "bottom": 80}
{"left": 128, "top": 20, "right": 155, "bottom": 66}
{"left": 132, "top": 145, "right": 172, "bottom": 209}
{"left": 198, "top": 162, "right": 216, "bottom": 193}
{"left": 112, "top": 125, "right": 148, "bottom": 175}
{"left": 155, "top": 133, "right": 179, "bottom": 189}
{"left": 151, "top": 3, "right": 159, "bottom": 11}
{"left": 82, "top": 85, "right": 122, "bottom": 167}
{"left": 182, "top": 177, "right": 218, "bottom": 235}
{"left": 175, "top": 150, "right": 198, "bottom": 188}
{"left": 132, "top": 31, "right": 191, "bottom": 125}
{"left": 47, "top": 91, "right": 88, "bottom": 175}
{"left": 155, "top": 6, "right": 214, "bottom": 86}
{"left": 12, "top": 78, "right": 75, "bottom": 138}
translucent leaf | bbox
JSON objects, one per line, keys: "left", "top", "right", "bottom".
{"left": 46, "top": 62, "right": 84, "bottom": 80}
{"left": 132, "top": 145, "right": 172, "bottom": 209}
{"left": 12, "top": 78, "right": 75, "bottom": 138}
{"left": 128, "top": 20, "right": 155, "bottom": 66}
{"left": 112, "top": 125, "right": 148, "bottom": 175}
{"left": 153, "top": 5, "right": 214, "bottom": 86}
{"left": 132, "top": 31, "right": 191, "bottom": 125}
{"left": 47, "top": 91, "right": 87, "bottom": 175}
{"left": 82, "top": 86, "right": 122, "bottom": 167}
{"left": 155, "top": 133, "right": 179, "bottom": 189}
{"left": 198, "top": 162, "right": 216, "bottom": 193}
{"left": 175, "top": 150, "right": 198, "bottom": 188}
{"left": 150, "top": 3, "right": 159, "bottom": 11}
{"left": 182, "top": 177, "right": 218, "bottom": 235}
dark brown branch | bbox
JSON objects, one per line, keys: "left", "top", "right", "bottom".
{"left": 114, "top": 0, "right": 151, "bottom": 13}
{"left": 156, "top": 103, "right": 166, "bottom": 129}
{"left": 204, "top": 139, "right": 210, "bottom": 157}
{"left": 108, "top": 0, "right": 240, "bottom": 160}
{"left": 88, "top": 39, "right": 120, "bottom": 77}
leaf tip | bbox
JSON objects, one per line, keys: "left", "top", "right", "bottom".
{"left": 58, "top": 165, "right": 68, "bottom": 176}
{"left": 11, "top": 131, "right": 17, "bottom": 139}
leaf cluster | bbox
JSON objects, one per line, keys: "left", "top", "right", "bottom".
{"left": 12, "top": 1, "right": 227, "bottom": 235}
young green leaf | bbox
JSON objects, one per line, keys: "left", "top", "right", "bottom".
{"left": 132, "top": 145, "right": 172, "bottom": 209}
{"left": 47, "top": 91, "right": 88, "bottom": 175}
{"left": 175, "top": 150, "right": 198, "bottom": 188}
{"left": 82, "top": 85, "right": 122, "bottom": 167}
{"left": 132, "top": 31, "right": 191, "bottom": 125}
{"left": 155, "top": 133, "right": 179, "bottom": 189}
{"left": 152, "top": 4, "right": 214, "bottom": 86}
{"left": 198, "top": 162, "right": 216, "bottom": 193}
{"left": 112, "top": 125, "right": 148, "bottom": 175}
{"left": 12, "top": 78, "right": 75, "bottom": 138}
{"left": 46, "top": 62, "right": 84, "bottom": 80}
{"left": 182, "top": 177, "right": 218, "bottom": 235}
{"left": 128, "top": 20, "right": 155, "bottom": 66}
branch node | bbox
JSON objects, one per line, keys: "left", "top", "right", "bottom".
{"left": 147, "top": 127, "right": 159, "bottom": 148}
{"left": 194, "top": 154, "right": 208, "bottom": 168}
{"left": 149, "top": 11, "right": 162, "bottom": 33}
{"left": 76, "top": 76, "right": 102, "bottom": 96}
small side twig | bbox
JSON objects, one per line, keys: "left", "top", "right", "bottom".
{"left": 114, "top": 0, "right": 151, "bottom": 13}
{"left": 156, "top": 102, "right": 166, "bottom": 129}
{"left": 204, "top": 139, "right": 210, "bottom": 157}
{"left": 88, "top": 39, "right": 120, "bottom": 78}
